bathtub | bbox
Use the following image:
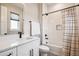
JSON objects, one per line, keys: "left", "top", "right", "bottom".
{"left": 43, "top": 44, "right": 64, "bottom": 56}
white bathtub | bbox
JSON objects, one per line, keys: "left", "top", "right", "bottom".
{"left": 43, "top": 44, "right": 64, "bottom": 56}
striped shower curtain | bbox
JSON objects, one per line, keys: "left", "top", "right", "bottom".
{"left": 62, "top": 7, "right": 79, "bottom": 56}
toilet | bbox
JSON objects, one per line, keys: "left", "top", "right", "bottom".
{"left": 39, "top": 45, "right": 49, "bottom": 56}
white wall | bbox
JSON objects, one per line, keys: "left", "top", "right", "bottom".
{"left": 42, "top": 4, "right": 49, "bottom": 44}
{"left": 47, "top": 3, "right": 78, "bottom": 12}
{"left": 42, "top": 4, "right": 48, "bottom": 14}
{"left": 0, "top": 6, "right": 8, "bottom": 35}
{"left": 23, "top": 3, "right": 41, "bottom": 37}
{"left": 47, "top": 11, "right": 63, "bottom": 47}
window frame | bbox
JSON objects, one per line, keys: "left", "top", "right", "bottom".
{"left": 9, "top": 12, "right": 20, "bottom": 34}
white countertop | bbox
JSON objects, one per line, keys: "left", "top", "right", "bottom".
{"left": 0, "top": 36, "right": 40, "bottom": 53}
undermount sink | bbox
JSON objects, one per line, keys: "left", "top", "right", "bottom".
{"left": 27, "top": 37, "right": 33, "bottom": 39}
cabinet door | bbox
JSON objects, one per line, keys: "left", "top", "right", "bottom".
{"left": 32, "top": 39, "right": 40, "bottom": 56}
{"left": 17, "top": 43, "right": 32, "bottom": 56}
{"left": 0, "top": 48, "right": 16, "bottom": 56}
{"left": 17, "top": 39, "right": 40, "bottom": 56}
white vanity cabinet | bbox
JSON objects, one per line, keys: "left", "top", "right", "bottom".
{"left": 0, "top": 38, "right": 40, "bottom": 56}
{"left": 0, "top": 48, "right": 16, "bottom": 56}
{"left": 17, "top": 39, "right": 40, "bottom": 56}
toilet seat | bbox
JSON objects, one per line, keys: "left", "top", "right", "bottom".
{"left": 39, "top": 45, "right": 49, "bottom": 52}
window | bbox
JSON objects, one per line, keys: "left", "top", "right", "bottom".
{"left": 10, "top": 20, "right": 19, "bottom": 30}
{"left": 10, "top": 12, "right": 20, "bottom": 32}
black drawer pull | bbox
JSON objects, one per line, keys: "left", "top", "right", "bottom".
{"left": 32, "top": 49, "right": 34, "bottom": 56}
{"left": 7, "top": 53, "right": 12, "bottom": 56}
{"left": 45, "top": 38, "right": 48, "bottom": 39}
{"left": 30, "top": 50, "right": 32, "bottom": 56}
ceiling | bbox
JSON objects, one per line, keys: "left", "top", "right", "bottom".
{"left": 46, "top": 3, "right": 57, "bottom": 6}
{"left": 9, "top": 3, "right": 58, "bottom": 9}
{"left": 10, "top": 3, "right": 24, "bottom": 9}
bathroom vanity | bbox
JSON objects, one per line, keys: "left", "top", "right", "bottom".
{"left": 0, "top": 37, "right": 40, "bottom": 56}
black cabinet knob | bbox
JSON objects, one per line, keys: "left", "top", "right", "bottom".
{"left": 7, "top": 53, "right": 13, "bottom": 56}
{"left": 45, "top": 38, "right": 48, "bottom": 39}
{"left": 45, "top": 34, "right": 47, "bottom": 36}
{"left": 32, "top": 49, "right": 34, "bottom": 56}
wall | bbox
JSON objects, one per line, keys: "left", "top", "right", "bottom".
{"left": 48, "top": 11, "right": 63, "bottom": 47}
{"left": 47, "top": 3, "right": 78, "bottom": 12}
{"left": 0, "top": 5, "right": 8, "bottom": 35}
{"left": 42, "top": 4, "right": 49, "bottom": 44}
{"left": 23, "top": 3, "right": 41, "bottom": 37}
{"left": 0, "top": 4, "right": 1, "bottom": 34}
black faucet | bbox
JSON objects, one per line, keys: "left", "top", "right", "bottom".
{"left": 18, "top": 32, "right": 22, "bottom": 38}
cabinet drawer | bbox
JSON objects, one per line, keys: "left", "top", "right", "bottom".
{"left": 0, "top": 48, "right": 16, "bottom": 56}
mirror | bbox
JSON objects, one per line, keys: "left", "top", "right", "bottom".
{"left": 0, "top": 4, "right": 24, "bottom": 35}
{"left": 9, "top": 12, "right": 20, "bottom": 34}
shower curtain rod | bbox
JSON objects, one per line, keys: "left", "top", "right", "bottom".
{"left": 42, "top": 4, "right": 79, "bottom": 16}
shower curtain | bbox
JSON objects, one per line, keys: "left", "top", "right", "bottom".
{"left": 62, "top": 7, "right": 79, "bottom": 56}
